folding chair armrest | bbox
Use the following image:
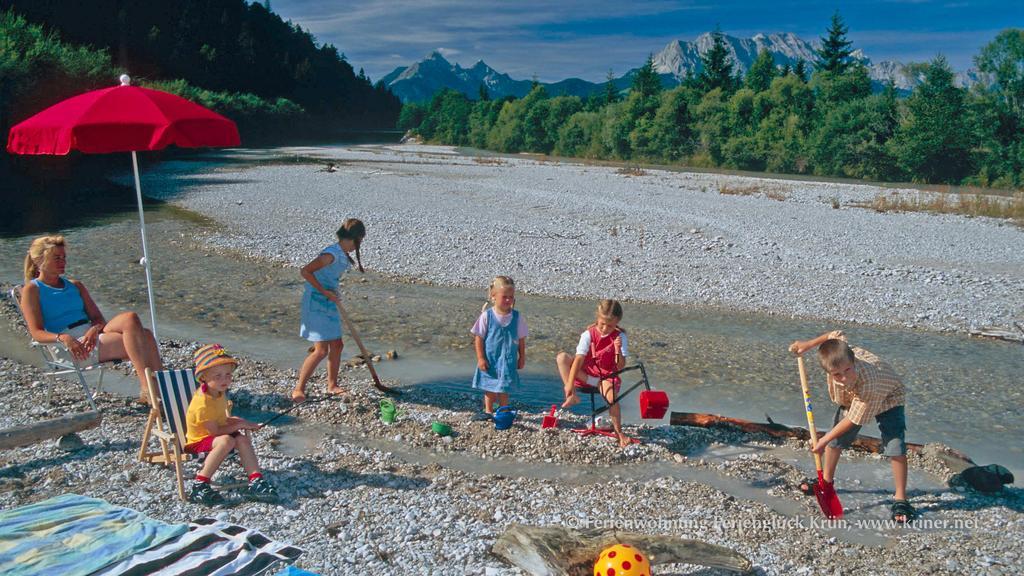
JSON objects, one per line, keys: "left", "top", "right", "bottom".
{"left": 34, "top": 339, "right": 123, "bottom": 367}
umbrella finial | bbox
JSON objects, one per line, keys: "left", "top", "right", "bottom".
{"left": 119, "top": 74, "right": 131, "bottom": 86}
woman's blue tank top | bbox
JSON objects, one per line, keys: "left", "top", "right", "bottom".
{"left": 31, "top": 277, "right": 88, "bottom": 333}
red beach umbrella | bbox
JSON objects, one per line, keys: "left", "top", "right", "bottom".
{"left": 7, "top": 75, "right": 241, "bottom": 341}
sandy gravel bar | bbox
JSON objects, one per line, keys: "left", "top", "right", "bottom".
{"left": 1, "top": 343, "right": 1022, "bottom": 576}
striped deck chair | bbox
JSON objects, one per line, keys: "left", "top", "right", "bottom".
{"left": 139, "top": 368, "right": 198, "bottom": 501}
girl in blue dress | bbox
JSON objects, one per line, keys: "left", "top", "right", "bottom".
{"left": 470, "top": 276, "right": 528, "bottom": 416}
{"left": 293, "top": 218, "right": 366, "bottom": 402}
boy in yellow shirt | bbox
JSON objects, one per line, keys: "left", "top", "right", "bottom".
{"left": 184, "top": 344, "right": 278, "bottom": 505}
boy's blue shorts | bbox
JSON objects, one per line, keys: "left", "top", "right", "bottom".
{"left": 829, "top": 405, "right": 906, "bottom": 457}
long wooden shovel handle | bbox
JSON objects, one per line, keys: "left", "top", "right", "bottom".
{"left": 335, "top": 300, "right": 398, "bottom": 395}
{"left": 796, "top": 355, "right": 824, "bottom": 472}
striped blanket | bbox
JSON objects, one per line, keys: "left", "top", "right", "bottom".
{"left": 93, "top": 517, "right": 304, "bottom": 576}
{"left": 0, "top": 494, "right": 188, "bottom": 576}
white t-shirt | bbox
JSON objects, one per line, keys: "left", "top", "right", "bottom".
{"left": 575, "top": 330, "right": 629, "bottom": 357}
{"left": 470, "top": 309, "right": 528, "bottom": 339}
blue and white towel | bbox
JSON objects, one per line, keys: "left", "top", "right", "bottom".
{"left": 0, "top": 494, "right": 187, "bottom": 576}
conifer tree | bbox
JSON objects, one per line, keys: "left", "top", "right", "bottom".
{"left": 745, "top": 49, "right": 775, "bottom": 92}
{"left": 892, "top": 56, "right": 974, "bottom": 182}
{"left": 698, "top": 28, "right": 737, "bottom": 93}
{"left": 604, "top": 69, "right": 619, "bottom": 104}
{"left": 794, "top": 59, "right": 808, "bottom": 82}
{"left": 816, "top": 11, "right": 853, "bottom": 74}
{"left": 631, "top": 55, "right": 662, "bottom": 99}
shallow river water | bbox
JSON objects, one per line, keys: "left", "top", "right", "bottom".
{"left": 1, "top": 199, "right": 1020, "bottom": 481}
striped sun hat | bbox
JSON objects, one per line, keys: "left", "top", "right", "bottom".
{"left": 193, "top": 343, "right": 238, "bottom": 378}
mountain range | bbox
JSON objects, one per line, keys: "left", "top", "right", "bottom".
{"left": 380, "top": 31, "right": 978, "bottom": 103}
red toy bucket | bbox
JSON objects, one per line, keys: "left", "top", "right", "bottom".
{"left": 639, "top": 390, "right": 669, "bottom": 419}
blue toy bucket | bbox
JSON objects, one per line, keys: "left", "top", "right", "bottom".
{"left": 493, "top": 405, "right": 517, "bottom": 430}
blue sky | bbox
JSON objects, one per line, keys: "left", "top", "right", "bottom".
{"left": 269, "top": 1, "right": 1022, "bottom": 83}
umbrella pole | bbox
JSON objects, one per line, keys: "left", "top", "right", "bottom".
{"left": 131, "top": 151, "right": 159, "bottom": 346}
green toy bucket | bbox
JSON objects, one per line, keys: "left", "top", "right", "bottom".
{"left": 380, "top": 399, "right": 398, "bottom": 424}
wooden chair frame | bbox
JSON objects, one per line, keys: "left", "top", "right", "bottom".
{"left": 139, "top": 368, "right": 244, "bottom": 501}
{"left": 138, "top": 367, "right": 197, "bottom": 501}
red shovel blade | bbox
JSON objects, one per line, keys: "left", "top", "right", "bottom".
{"left": 814, "top": 470, "right": 844, "bottom": 519}
{"left": 541, "top": 405, "right": 558, "bottom": 429}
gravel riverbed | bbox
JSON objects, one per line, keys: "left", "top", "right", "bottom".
{"left": 138, "top": 143, "right": 1023, "bottom": 335}
{"left": 4, "top": 145, "right": 1023, "bottom": 575}
{"left": 1, "top": 297, "right": 1022, "bottom": 575}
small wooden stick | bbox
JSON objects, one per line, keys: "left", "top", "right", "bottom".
{"left": 335, "top": 300, "right": 398, "bottom": 395}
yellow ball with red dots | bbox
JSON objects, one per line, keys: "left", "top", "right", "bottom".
{"left": 594, "top": 543, "right": 651, "bottom": 576}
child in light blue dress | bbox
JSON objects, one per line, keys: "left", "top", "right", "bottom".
{"left": 293, "top": 218, "right": 365, "bottom": 402}
{"left": 471, "top": 276, "right": 527, "bottom": 416}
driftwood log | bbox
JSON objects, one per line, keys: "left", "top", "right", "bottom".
{"left": 670, "top": 411, "right": 975, "bottom": 469}
{"left": 492, "top": 523, "right": 753, "bottom": 576}
{"left": 968, "top": 324, "right": 1024, "bottom": 343}
{"left": 0, "top": 411, "right": 102, "bottom": 450}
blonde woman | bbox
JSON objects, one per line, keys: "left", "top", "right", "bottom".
{"left": 20, "top": 234, "right": 163, "bottom": 402}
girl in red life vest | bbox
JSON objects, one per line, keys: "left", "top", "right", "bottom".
{"left": 555, "top": 300, "right": 631, "bottom": 447}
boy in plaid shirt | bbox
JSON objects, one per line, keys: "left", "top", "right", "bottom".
{"left": 790, "top": 330, "right": 915, "bottom": 523}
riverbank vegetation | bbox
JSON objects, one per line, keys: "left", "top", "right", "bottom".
{"left": 0, "top": 3, "right": 401, "bottom": 235}
{"left": 405, "top": 17, "right": 1024, "bottom": 192}
{"left": 859, "top": 189, "right": 1024, "bottom": 223}
{"left": 0, "top": 1, "right": 400, "bottom": 143}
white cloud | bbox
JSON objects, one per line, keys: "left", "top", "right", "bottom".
{"left": 270, "top": 0, "right": 1002, "bottom": 82}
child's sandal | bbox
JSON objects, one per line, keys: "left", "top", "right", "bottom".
{"left": 891, "top": 500, "right": 916, "bottom": 523}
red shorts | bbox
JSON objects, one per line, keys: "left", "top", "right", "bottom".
{"left": 184, "top": 432, "right": 240, "bottom": 454}
{"left": 184, "top": 435, "right": 215, "bottom": 454}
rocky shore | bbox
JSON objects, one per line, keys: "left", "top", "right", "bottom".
{"left": 3, "top": 144, "right": 1022, "bottom": 575}
{"left": 1, "top": 291, "right": 1022, "bottom": 575}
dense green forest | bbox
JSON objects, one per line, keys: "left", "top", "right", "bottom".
{"left": 404, "top": 18, "right": 1024, "bottom": 189}
{"left": 0, "top": 0, "right": 401, "bottom": 142}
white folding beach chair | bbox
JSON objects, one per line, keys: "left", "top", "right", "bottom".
{"left": 8, "top": 285, "right": 113, "bottom": 411}
{"left": 139, "top": 368, "right": 199, "bottom": 501}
